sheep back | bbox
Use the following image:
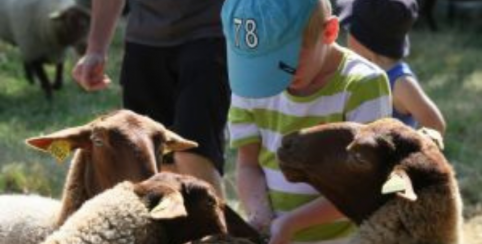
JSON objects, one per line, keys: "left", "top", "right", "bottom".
{"left": 0, "top": 194, "right": 60, "bottom": 244}
{"left": 42, "top": 182, "right": 167, "bottom": 244}
{"left": 353, "top": 180, "right": 463, "bottom": 244}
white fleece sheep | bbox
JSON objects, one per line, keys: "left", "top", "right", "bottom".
{"left": 0, "top": 0, "right": 90, "bottom": 99}
{"left": 0, "top": 195, "right": 60, "bottom": 244}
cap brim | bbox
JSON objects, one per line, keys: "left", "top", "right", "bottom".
{"left": 227, "top": 37, "right": 302, "bottom": 98}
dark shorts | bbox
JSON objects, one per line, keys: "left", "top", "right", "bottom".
{"left": 120, "top": 38, "right": 230, "bottom": 174}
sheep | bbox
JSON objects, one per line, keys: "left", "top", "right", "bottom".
{"left": 277, "top": 118, "right": 463, "bottom": 244}
{"left": 41, "top": 172, "right": 229, "bottom": 244}
{"left": 3, "top": 109, "right": 262, "bottom": 244}
{"left": 0, "top": 195, "right": 60, "bottom": 244}
{"left": 25, "top": 109, "right": 198, "bottom": 227}
{"left": 0, "top": 109, "right": 197, "bottom": 244}
{"left": 0, "top": 0, "right": 90, "bottom": 100}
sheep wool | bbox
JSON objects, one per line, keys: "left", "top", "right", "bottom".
{"left": 41, "top": 182, "right": 167, "bottom": 244}
{"left": 0, "top": 195, "right": 60, "bottom": 244}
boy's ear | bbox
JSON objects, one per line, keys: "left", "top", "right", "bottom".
{"left": 322, "top": 17, "right": 339, "bottom": 44}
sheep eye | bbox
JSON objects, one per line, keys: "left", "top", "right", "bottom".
{"left": 91, "top": 136, "right": 103, "bottom": 147}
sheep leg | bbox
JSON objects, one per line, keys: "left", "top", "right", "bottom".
{"left": 23, "top": 62, "right": 36, "bottom": 84}
{"left": 31, "top": 60, "right": 53, "bottom": 100}
{"left": 52, "top": 62, "right": 63, "bottom": 90}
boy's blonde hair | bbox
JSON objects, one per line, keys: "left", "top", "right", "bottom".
{"left": 303, "top": 0, "right": 333, "bottom": 47}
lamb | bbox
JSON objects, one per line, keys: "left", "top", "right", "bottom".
{"left": 41, "top": 172, "right": 229, "bottom": 244}
{"left": 0, "top": 0, "right": 90, "bottom": 100}
{"left": 277, "top": 118, "right": 463, "bottom": 244}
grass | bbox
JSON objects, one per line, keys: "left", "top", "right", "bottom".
{"left": 0, "top": 20, "right": 481, "bottom": 216}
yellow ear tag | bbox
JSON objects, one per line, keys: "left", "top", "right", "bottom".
{"left": 47, "top": 140, "right": 71, "bottom": 163}
{"left": 381, "top": 173, "right": 406, "bottom": 194}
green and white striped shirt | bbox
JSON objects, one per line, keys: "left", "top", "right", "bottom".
{"left": 229, "top": 49, "right": 392, "bottom": 244}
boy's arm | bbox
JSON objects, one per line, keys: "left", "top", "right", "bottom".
{"left": 393, "top": 76, "right": 446, "bottom": 134}
{"left": 269, "top": 198, "right": 345, "bottom": 244}
{"left": 236, "top": 142, "right": 273, "bottom": 233}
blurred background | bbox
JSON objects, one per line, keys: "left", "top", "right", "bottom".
{"left": 0, "top": 0, "right": 481, "bottom": 235}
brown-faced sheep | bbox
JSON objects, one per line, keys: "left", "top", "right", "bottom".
{"left": 0, "top": 0, "right": 90, "bottom": 100}
{"left": 41, "top": 172, "right": 228, "bottom": 244}
{"left": 26, "top": 109, "right": 197, "bottom": 227}
{"left": 277, "top": 118, "right": 463, "bottom": 244}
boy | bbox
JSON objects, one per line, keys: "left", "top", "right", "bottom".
{"left": 340, "top": 0, "right": 446, "bottom": 134}
{"left": 222, "top": 0, "right": 391, "bottom": 243}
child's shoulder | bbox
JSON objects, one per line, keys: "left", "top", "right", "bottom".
{"left": 339, "top": 47, "right": 385, "bottom": 79}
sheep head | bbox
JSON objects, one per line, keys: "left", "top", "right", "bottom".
{"left": 277, "top": 118, "right": 453, "bottom": 224}
{"left": 25, "top": 109, "right": 198, "bottom": 195}
{"left": 134, "top": 172, "right": 228, "bottom": 244}
{"left": 50, "top": 5, "right": 90, "bottom": 50}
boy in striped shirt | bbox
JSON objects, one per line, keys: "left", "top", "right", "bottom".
{"left": 221, "top": 0, "right": 391, "bottom": 243}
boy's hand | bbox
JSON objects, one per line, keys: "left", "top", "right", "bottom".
{"left": 268, "top": 215, "right": 296, "bottom": 244}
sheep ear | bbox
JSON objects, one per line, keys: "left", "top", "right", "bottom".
{"left": 25, "top": 126, "right": 92, "bottom": 163}
{"left": 161, "top": 129, "right": 198, "bottom": 155}
{"left": 150, "top": 190, "right": 188, "bottom": 219}
{"left": 375, "top": 134, "right": 396, "bottom": 151}
{"left": 381, "top": 168, "right": 417, "bottom": 202}
{"left": 418, "top": 127, "right": 444, "bottom": 150}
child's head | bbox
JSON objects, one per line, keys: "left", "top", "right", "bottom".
{"left": 221, "top": 0, "right": 337, "bottom": 98}
{"left": 339, "top": 0, "right": 419, "bottom": 60}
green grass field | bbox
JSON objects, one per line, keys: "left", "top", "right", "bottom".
{"left": 1, "top": 22, "right": 481, "bottom": 216}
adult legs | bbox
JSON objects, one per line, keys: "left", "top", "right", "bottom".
{"left": 173, "top": 38, "right": 230, "bottom": 197}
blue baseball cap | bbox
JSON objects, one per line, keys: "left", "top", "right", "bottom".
{"left": 221, "top": 0, "right": 318, "bottom": 98}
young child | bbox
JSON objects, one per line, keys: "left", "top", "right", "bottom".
{"left": 221, "top": 0, "right": 392, "bottom": 243}
{"left": 340, "top": 0, "right": 446, "bottom": 134}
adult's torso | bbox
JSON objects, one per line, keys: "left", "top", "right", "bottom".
{"left": 126, "top": 0, "right": 224, "bottom": 47}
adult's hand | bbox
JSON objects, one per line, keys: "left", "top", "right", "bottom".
{"left": 72, "top": 53, "right": 111, "bottom": 91}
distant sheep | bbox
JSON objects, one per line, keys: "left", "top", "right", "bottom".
{"left": 0, "top": 0, "right": 90, "bottom": 100}
{"left": 277, "top": 118, "right": 463, "bottom": 244}
{"left": 41, "top": 172, "right": 229, "bottom": 244}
